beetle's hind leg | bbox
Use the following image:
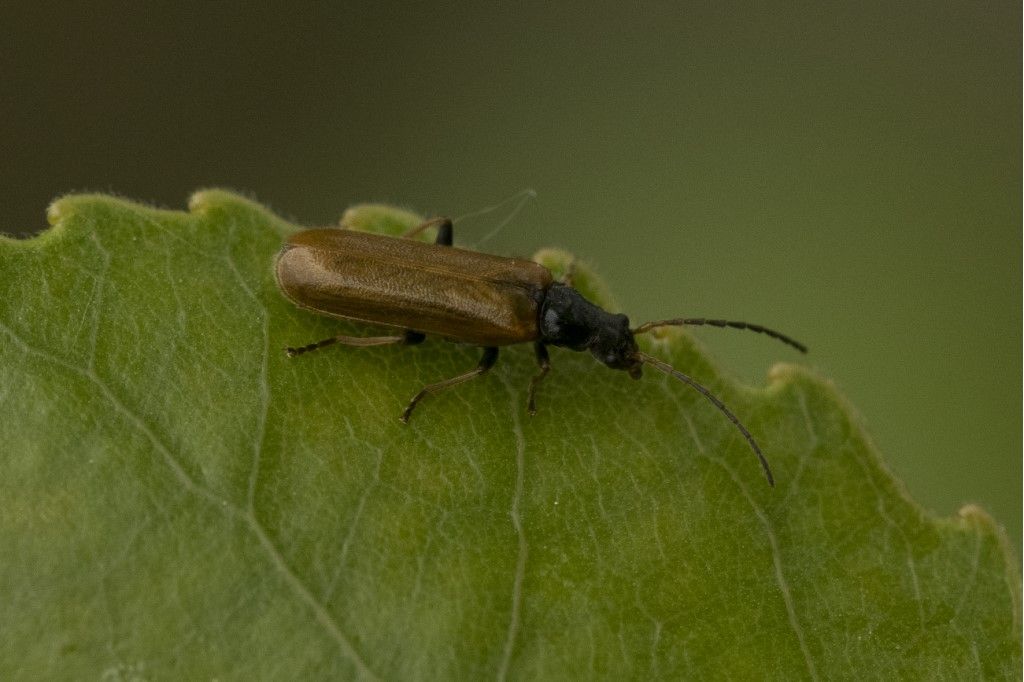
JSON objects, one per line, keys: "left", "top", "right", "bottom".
{"left": 526, "top": 342, "right": 551, "bottom": 416}
{"left": 285, "top": 330, "right": 424, "bottom": 357}
{"left": 401, "top": 217, "right": 453, "bottom": 246}
{"left": 433, "top": 220, "right": 453, "bottom": 246}
{"left": 400, "top": 346, "right": 498, "bottom": 423}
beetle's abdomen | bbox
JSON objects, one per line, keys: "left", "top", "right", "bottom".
{"left": 275, "top": 229, "right": 552, "bottom": 346}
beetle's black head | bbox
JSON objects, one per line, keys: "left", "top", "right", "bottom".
{"left": 539, "top": 283, "right": 643, "bottom": 378}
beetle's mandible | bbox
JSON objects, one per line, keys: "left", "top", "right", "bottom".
{"left": 274, "top": 217, "right": 807, "bottom": 486}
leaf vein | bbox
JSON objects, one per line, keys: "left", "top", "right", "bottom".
{"left": 678, "top": 406, "right": 819, "bottom": 682}
{"left": 323, "top": 425, "right": 385, "bottom": 603}
{"left": 222, "top": 245, "right": 271, "bottom": 510}
{"left": 248, "top": 516, "right": 380, "bottom": 680}
{"left": 851, "top": 448, "right": 926, "bottom": 629}
{"left": 0, "top": 318, "right": 378, "bottom": 680}
{"left": 495, "top": 372, "right": 529, "bottom": 682}
{"left": 0, "top": 319, "right": 229, "bottom": 509}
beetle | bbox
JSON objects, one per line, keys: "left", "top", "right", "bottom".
{"left": 275, "top": 216, "right": 806, "bottom": 486}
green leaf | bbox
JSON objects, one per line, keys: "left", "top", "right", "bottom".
{"left": 1, "top": 191, "right": 1018, "bottom": 680}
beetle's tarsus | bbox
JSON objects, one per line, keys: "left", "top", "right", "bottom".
{"left": 400, "top": 392, "right": 426, "bottom": 422}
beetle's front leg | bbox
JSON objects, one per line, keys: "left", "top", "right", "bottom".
{"left": 527, "top": 342, "right": 551, "bottom": 416}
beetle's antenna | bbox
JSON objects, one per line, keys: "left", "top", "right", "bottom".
{"left": 635, "top": 351, "right": 775, "bottom": 486}
{"left": 633, "top": 318, "right": 807, "bottom": 354}
{"left": 463, "top": 188, "right": 538, "bottom": 249}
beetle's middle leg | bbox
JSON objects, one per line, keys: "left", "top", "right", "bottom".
{"left": 402, "top": 217, "right": 453, "bottom": 246}
{"left": 400, "top": 346, "right": 498, "bottom": 423}
{"left": 286, "top": 330, "right": 425, "bottom": 357}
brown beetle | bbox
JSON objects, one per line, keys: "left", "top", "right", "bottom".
{"left": 275, "top": 217, "right": 806, "bottom": 485}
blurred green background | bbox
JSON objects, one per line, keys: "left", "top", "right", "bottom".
{"left": 3, "top": 3, "right": 1019, "bottom": 547}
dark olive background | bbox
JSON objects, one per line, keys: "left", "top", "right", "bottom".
{"left": 2, "top": 3, "right": 1019, "bottom": 547}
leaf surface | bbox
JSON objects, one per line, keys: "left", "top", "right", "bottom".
{"left": 1, "top": 191, "right": 1018, "bottom": 680}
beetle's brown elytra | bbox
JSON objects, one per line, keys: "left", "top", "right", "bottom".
{"left": 275, "top": 216, "right": 807, "bottom": 486}
{"left": 276, "top": 228, "right": 551, "bottom": 346}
